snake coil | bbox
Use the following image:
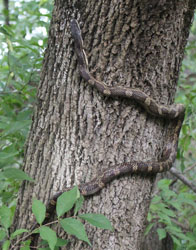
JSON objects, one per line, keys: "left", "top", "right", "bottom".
{"left": 68, "top": 19, "right": 185, "bottom": 195}
{"left": 30, "top": 19, "right": 185, "bottom": 244}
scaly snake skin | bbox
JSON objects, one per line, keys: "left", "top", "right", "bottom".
{"left": 31, "top": 20, "right": 185, "bottom": 239}
{"left": 51, "top": 19, "right": 185, "bottom": 201}
{"left": 68, "top": 19, "right": 185, "bottom": 195}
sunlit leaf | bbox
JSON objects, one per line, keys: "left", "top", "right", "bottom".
{"left": 157, "top": 228, "right": 166, "bottom": 240}
{"left": 3, "top": 168, "right": 34, "bottom": 181}
{"left": 11, "top": 229, "right": 29, "bottom": 239}
{"left": 0, "top": 206, "right": 12, "bottom": 229}
{"left": 39, "top": 226, "right": 57, "bottom": 250}
{"left": 55, "top": 237, "right": 69, "bottom": 247}
{"left": 0, "top": 229, "right": 6, "bottom": 241}
{"left": 32, "top": 199, "right": 46, "bottom": 225}
{"left": 60, "top": 218, "right": 91, "bottom": 246}
{"left": 79, "top": 213, "right": 113, "bottom": 230}
{"left": 56, "top": 187, "right": 79, "bottom": 217}
{"left": 2, "top": 240, "right": 10, "bottom": 250}
{"left": 74, "top": 195, "right": 84, "bottom": 215}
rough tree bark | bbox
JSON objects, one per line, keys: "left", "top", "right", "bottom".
{"left": 13, "top": 0, "right": 196, "bottom": 249}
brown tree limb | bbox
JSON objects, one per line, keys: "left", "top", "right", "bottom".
{"left": 170, "top": 167, "right": 196, "bottom": 193}
{"left": 3, "top": 0, "right": 9, "bottom": 25}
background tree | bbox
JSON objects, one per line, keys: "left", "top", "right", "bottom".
{"left": 0, "top": 0, "right": 196, "bottom": 250}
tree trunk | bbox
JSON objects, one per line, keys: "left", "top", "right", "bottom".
{"left": 13, "top": 0, "right": 196, "bottom": 249}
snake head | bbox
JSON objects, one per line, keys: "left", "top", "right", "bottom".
{"left": 70, "top": 19, "right": 84, "bottom": 49}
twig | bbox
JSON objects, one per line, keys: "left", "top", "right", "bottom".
{"left": 170, "top": 167, "right": 196, "bottom": 193}
{"left": 10, "top": 220, "right": 59, "bottom": 249}
{"left": 184, "top": 162, "right": 196, "bottom": 173}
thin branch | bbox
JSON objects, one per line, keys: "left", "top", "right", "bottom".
{"left": 3, "top": 0, "right": 9, "bottom": 25}
{"left": 184, "top": 162, "right": 196, "bottom": 173}
{"left": 10, "top": 220, "right": 59, "bottom": 249}
{"left": 170, "top": 167, "right": 196, "bottom": 193}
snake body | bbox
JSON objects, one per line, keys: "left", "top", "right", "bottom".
{"left": 69, "top": 18, "right": 185, "bottom": 194}
{"left": 33, "top": 19, "right": 185, "bottom": 232}
{"left": 47, "top": 19, "right": 185, "bottom": 204}
{"left": 30, "top": 20, "right": 185, "bottom": 247}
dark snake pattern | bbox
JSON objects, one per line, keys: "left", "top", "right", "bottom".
{"left": 30, "top": 19, "right": 185, "bottom": 243}
{"left": 68, "top": 19, "right": 185, "bottom": 195}
{"left": 49, "top": 19, "right": 185, "bottom": 203}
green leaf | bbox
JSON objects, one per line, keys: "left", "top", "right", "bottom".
{"left": 19, "top": 239, "right": 31, "bottom": 247}
{"left": 161, "top": 207, "right": 176, "bottom": 218}
{"left": 39, "top": 239, "right": 48, "bottom": 246}
{"left": 157, "top": 212, "right": 172, "bottom": 225}
{"left": 74, "top": 195, "right": 84, "bottom": 215}
{"left": 3, "top": 120, "right": 31, "bottom": 136}
{"left": 55, "top": 238, "right": 69, "bottom": 247}
{"left": 178, "top": 197, "right": 196, "bottom": 208}
{"left": 39, "top": 226, "right": 57, "bottom": 250}
{"left": 79, "top": 213, "right": 113, "bottom": 230}
{"left": 0, "top": 26, "right": 13, "bottom": 36}
{"left": 10, "top": 228, "right": 29, "bottom": 239}
{"left": 3, "top": 168, "right": 34, "bottom": 181}
{"left": 60, "top": 218, "right": 91, "bottom": 246}
{"left": 157, "top": 179, "right": 172, "bottom": 190}
{"left": 0, "top": 229, "right": 6, "bottom": 241}
{"left": 0, "top": 151, "right": 18, "bottom": 167}
{"left": 20, "top": 246, "right": 30, "bottom": 250}
{"left": 0, "top": 172, "right": 5, "bottom": 180}
{"left": 32, "top": 199, "right": 46, "bottom": 225}
{"left": 162, "top": 189, "right": 176, "bottom": 199}
{"left": 157, "top": 228, "right": 166, "bottom": 240}
{"left": 166, "top": 224, "right": 182, "bottom": 234}
{"left": 56, "top": 187, "right": 79, "bottom": 217}
{"left": 171, "top": 235, "right": 183, "bottom": 246}
{"left": 2, "top": 240, "right": 10, "bottom": 250}
{"left": 150, "top": 202, "right": 166, "bottom": 212}
{"left": 0, "top": 205, "right": 12, "bottom": 229}
{"left": 0, "top": 152, "right": 18, "bottom": 164}
{"left": 31, "top": 228, "right": 39, "bottom": 235}
{"left": 151, "top": 196, "right": 161, "bottom": 203}
{"left": 167, "top": 200, "right": 181, "bottom": 211}
{"left": 189, "top": 214, "right": 196, "bottom": 228}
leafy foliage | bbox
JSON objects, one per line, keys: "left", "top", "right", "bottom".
{"left": 0, "top": 187, "right": 112, "bottom": 249}
{"left": 0, "top": 0, "right": 53, "bottom": 247}
{"left": 0, "top": 0, "right": 52, "bottom": 225}
{"left": 147, "top": 180, "right": 196, "bottom": 249}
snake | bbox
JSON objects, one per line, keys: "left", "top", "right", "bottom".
{"left": 29, "top": 19, "right": 185, "bottom": 246}
{"left": 51, "top": 19, "right": 185, "bottom": 200}
{"left": 44, "top": 19, "right": 185, "bottom": 209}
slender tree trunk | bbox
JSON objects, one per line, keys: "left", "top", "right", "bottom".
{"left": 13, "top": 0, "right": 196, "bottom": 249}
{"left": 3, "top": 0, "right": 9, "bottom": 25}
